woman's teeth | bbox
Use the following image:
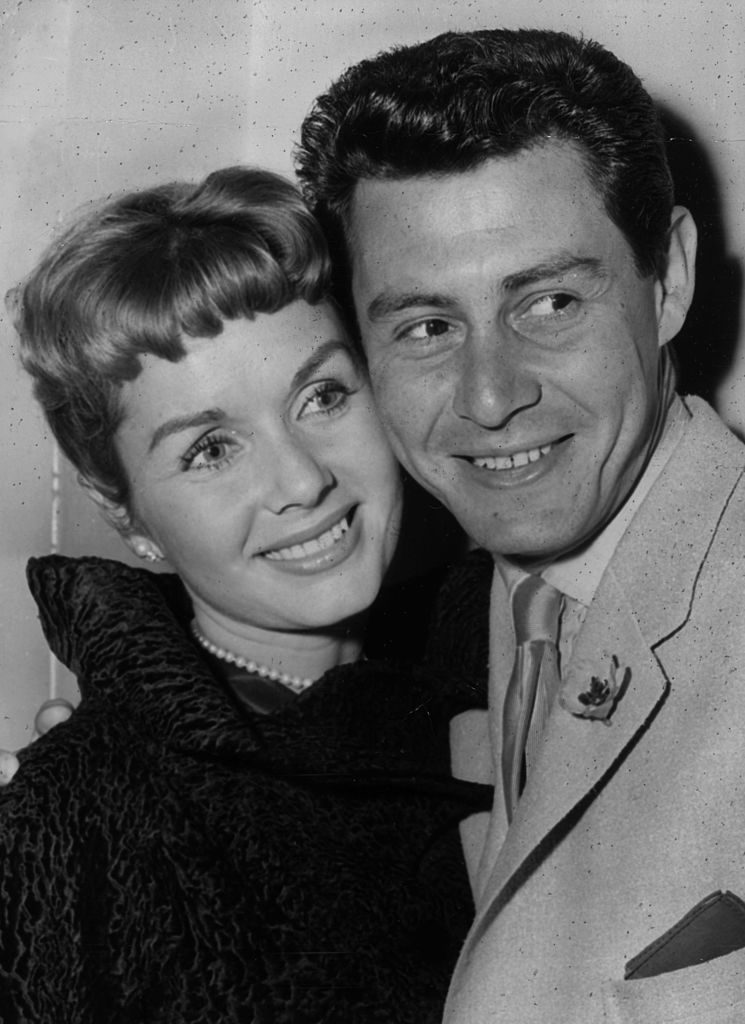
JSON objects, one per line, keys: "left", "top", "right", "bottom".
{"left": 263, "top": 515, "right": 350, "bottom": 561}
{"left": 473, "top": 444, "right": 552, "bottom": 471}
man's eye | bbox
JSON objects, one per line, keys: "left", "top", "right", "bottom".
{"left": 524, "top": 293, "right": 576, "bottom": 318}
{"left": 399, "top": 319, "right": 453, "bottom": 342}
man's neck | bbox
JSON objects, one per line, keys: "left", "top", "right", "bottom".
{"left": 495, "top": 393, "right": 690, "bottom": 604}
{"left": 542, "top": 394, "right": 690, "bottom": 604}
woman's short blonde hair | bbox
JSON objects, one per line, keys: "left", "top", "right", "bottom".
{"left": 10, "top": 167, "right": 333, "bottom": 514}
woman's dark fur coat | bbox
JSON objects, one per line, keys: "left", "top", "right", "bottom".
{"left": 0, "top": 556, "right": 489, "bottom": 1024}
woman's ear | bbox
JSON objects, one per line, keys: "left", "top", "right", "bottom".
{"left": 656, "top": 206, "right": 698, "bottom": 347}
{"left": 79, "top": 476, "right": 164, "bottom": 562}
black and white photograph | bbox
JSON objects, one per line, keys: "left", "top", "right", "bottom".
{"left": 1, "top": 1, "right": 744, "bottom": 1020}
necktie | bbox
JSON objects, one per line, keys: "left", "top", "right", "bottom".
{"left": 501, "top": 573, "right": 563, "bottom": 822}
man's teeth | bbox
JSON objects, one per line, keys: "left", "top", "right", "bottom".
{"left": 472, "top": 444, "right": 552, "bottom": 471}
{"left": 264, "top": 515, "right": 350, "bottom": 560}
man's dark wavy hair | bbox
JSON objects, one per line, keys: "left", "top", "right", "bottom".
{"left": 296, "top": 28, "right": 674, "bottom": 282}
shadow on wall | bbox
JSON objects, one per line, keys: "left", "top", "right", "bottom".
{"left": 662, "top": 104, "right": 743, "bottom": 417}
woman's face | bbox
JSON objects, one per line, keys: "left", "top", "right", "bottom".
{"left": 112, "top": 300, "right": 403, "bottom": 636}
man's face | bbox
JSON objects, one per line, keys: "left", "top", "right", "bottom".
{"left": 350, "top": 142, "right": 684, "bottom": 563}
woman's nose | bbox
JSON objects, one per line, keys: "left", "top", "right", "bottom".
{"left": 263, "top": 433, "right": 336, "bottom": 514}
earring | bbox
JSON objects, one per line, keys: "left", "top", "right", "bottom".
{"left": 135, "top": 543, "right": 160, "bottom": 563}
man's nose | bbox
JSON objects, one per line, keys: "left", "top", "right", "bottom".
{"left": 263, "top": 432, "right": 336, "bottom": 514}
{"left": 452, "top": 327, "right": 542, "bottom": 428}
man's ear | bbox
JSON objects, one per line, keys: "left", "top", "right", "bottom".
{"left": 80, "top": 476, "right": 164, "bottom": 563}
{"left": 656, "top": 206, "right": 698, "bottom": 347}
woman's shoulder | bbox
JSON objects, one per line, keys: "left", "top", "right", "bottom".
{"left": 26, "top": 555, "right": 192, "bottom": 682}
{"left": 25, "top": 555, "right": 224, "bottom": 726}
{"left": 2, "top": 696, "right": 136, "bottom": 806}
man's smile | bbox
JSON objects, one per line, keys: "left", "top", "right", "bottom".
{"left": 470, "top": 443, "right": 554, "bottom": 471}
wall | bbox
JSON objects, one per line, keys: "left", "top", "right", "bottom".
{"left": 1, "top": 0, "right": 743, "bottom": 748}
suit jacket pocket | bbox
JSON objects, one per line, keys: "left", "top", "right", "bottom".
{"left": 602, "top": 948, "right": 745, "bottom": 1024}
{"left": 625, "top": 890, "right": 745, "bottom": 979}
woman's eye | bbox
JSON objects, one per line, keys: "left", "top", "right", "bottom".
{"left": 301, "top": 382, "right": 351, "bottom": 417}
{"left": 181, "top": 433, "right": 236, "bottom": 471}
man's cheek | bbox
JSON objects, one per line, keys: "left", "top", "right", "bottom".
{"left": 369, "top": 369, "right": 402, "bottom": 416}
{"left": 379, "top": 393, "right": 423, "bottom": 442}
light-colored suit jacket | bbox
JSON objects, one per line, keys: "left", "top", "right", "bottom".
{"left": 444, "top": 397, "right": 745, "bottom": 1024}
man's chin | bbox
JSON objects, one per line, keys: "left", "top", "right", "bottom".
{"left": 464, "top": 518, "right": 592, "bottom": 565}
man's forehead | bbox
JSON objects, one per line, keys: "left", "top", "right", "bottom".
{"left": 347, "top": 144, "right": 604, "bottom": 255}
{"left": 352, "top": 141, "right": 591, "bottom": 201}
{"left": 346, "top": 150, "right": 619, "bottom": 301}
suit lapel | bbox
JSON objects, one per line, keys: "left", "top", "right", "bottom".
{"left": 475, "top": 568, "right": 670, "bottom": 922}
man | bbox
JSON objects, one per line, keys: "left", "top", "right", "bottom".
{"left": 296, "top": 28, "right": 745, "bottom": 1023}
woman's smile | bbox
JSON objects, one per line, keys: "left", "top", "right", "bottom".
{"left": 261, "top": 505, "right": 355, "bottom": 564}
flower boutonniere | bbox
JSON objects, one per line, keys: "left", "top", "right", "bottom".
{"left": 558, "top": 654, "right": 631, "bottom": 724}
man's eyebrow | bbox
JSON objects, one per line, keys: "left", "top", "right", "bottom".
{"left": 290, "top": 339, "right": 356, "bottom": 389}
{"left": 148, "top": 409, "right": 225, "bottom": 453}
{"left": 365, "top": 257, "right": 605, "bottom": 323}
{"left": 366, "top": 292, "right": 455, "bottom": 323}
{"left": 501, "top": 256, "right": 606, "bottom": 291}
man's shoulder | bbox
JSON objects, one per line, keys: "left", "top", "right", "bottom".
{"left": 625, "top": 396, "right": 745, "bottom": 544}
{"left": 602, "top": 397, "right": 745, "bottom": 634}
{"left": 679, "top": 395, "right": 745, "bottom": 467}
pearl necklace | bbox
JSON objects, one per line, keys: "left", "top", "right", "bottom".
{"left": 190, "top": 621, "right": 315, "bottom": 694}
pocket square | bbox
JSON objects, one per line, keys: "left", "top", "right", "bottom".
{"left": 625, "top": 890, "right": 745, "bottom": 980}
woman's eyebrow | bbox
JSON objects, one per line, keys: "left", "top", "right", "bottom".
{"left": 148, "top": 409, "right": 225, "bottom": 453}
{"left": 147, "top": 341, "right": 352, "bottom": 453}
{"left": 289, "top": 339, "right": 352, "bottom": 389}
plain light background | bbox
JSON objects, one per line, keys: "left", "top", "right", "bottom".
{"left": 1, "top": 0, "right": 743, "bottom": 749}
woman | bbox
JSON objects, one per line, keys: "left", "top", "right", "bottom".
{"left": 1, "top": 167, "right": 488, "bottom": 1023}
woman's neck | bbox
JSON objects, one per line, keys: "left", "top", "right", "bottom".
{"left": 190, "top": 608, "right": 365, "bottom": 683}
